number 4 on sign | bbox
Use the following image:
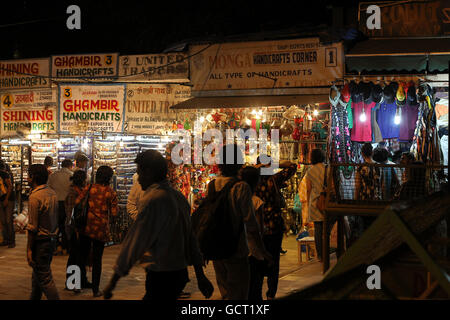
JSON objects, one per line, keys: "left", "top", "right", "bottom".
{"left": 2, "top": 94, "right": 13, "bottom": 108}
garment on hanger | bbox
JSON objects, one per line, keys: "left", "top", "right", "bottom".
{"left": 371, "top": 102, "right": 383, "bottom": 143}
{"left": 398, "top": 103, "right": 419, "bottom": 141}
{"left": 377, "top": 101, "right": 400, "bottom": 139}
{"left": 351, "top": 101, "right": 375, "bottom": 142}
{"left": 330, "top": 100, "right": 352, "bottom": 163}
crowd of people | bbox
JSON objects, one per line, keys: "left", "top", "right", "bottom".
{"left": 0, "top": 141, "right": 435, "bottom": 301}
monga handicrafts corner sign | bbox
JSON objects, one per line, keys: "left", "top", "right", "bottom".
{"left": 58, "top": 84, "right": 125, "bottom": 133}
{"left": 189, "top": 38, "right": 343, "bottom": 91}
{"left": 51, "top": 53, "right": 119, "bottom": 80}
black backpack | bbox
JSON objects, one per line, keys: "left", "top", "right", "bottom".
{"left": 71, "top": 184, "right": 92, "bottom": 230}
{"left": 191, "top": 178, "right": 243, "bottom": 261}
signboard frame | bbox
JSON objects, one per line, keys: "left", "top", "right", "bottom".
{"left": 57, "top": 83, "right": 126, "bottom": 134}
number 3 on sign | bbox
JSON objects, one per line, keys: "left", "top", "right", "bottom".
{"left": 2, "top": 94, "right": 13, "bottom": 108}
{"left": 64, "top": 88, "right": 72, "bottom": 99}
{"left": 105, "top": 55, "right": 113, "bottom": 65}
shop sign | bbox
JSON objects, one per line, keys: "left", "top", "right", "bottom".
{"left": 359, "top": 0, "right": 450, "bottom": 37}
{"left": 51, "top": 53, "right": 119, "bottom": 80}
{"left": 125, "top": 84, "right": 190, "bottom": 135}
{"left": 0, "top": 89, "right": 57, "bottom": 136}
{"left": 0, "top": 58, "right": 51, "bottom": 90}
{"left": 119, "top": 53, "right": 189, "bottom": 82}
{"left": 189, "top": 38, "right": 343, "bottom": 91}
{"left": 58, "top": 84, "right": 125, "bottom": 133}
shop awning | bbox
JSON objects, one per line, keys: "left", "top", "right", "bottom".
{"left": 170, "top": 94, "right": 329, "bottom": 110}
{"left": 346, "top": 38, "right": 450, "bottom": 72}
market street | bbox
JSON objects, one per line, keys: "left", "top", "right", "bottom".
{"left": 0, "top": 232, "right": 331, "bottom": 300}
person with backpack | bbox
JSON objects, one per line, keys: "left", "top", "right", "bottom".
{"left": 192, "top": 144, "right": 272, "bottom": 300}
{"left": 0, "top": 160, "right": 15, "bottom": 248}
{"left": 240, "top": 165, "right": 267, "bottom": 301}
{"left": 254, "top": 156, "right": 297, "bottom": 300}
{"left": 103, "top": 150, "right": 214, "bottom": 300}
{"left": 64, "top": 169, "right": 88, "bottom": 292}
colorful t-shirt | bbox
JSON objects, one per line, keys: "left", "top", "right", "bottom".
{"left": 356, "top": 165, "right": 381, "bottom": 201}
{"left": 346, "top": 99, "right": 353, "bottom": 129}
{"left": 77, "top": 184, "right": 118, "bottom": 242}
{"left": 377, "top": 102, "right": 400, "bottom": 139}
{"left": 351, "top": 101, "right": 375, "bottom": 142}
{"left": 399, "top": 103, "right": 419, "bottom": 141}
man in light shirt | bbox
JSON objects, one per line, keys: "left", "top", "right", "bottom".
{"left": 103, "top": 150, "right": 214, "bottom": 300}
{"left": 47, "top": 159, "right": 73, "bottom": 253}
{"left": 26, "top": 164, "right": 60, "bottom": 300}
{"left": 126, "top": 173, "right": 142, "bottom": 221}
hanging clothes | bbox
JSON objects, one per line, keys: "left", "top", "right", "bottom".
{"left": 351, "top": 101, "right": 375, "bottom": 142}
{"left": 398, "top": 103, "right": 419, "bottom": 142}
{"left": 377, "top": 101, "right": 400, "bottom": 139}
{"left": 346, "top": 98, "right": 353, "bottom": 129}
{"left": 330, "top": 100, "right": 352, "bottom": 163}
{"left": 371, "top": 102, "right": 383, "bottom": 143}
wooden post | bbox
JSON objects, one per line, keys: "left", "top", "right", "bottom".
{"left": 337, "top": 215, "right": 345, "bottom": 258}
{"left": 323, "top": 212, "right": 330, "bottom": 274}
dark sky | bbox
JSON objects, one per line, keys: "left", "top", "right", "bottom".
{"left": 0, "top": 0, "right": 361, "bottom": 59}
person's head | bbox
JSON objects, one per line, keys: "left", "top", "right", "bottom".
{"left": 310, "top": 148, "right": 325, "bottom": 165}
{"left": 44, "top": 156, "right": 53, "bottom": 168}
{"left": 95, "top": 166, "right": 114, "bottom": 186}
{"left": 28, "top": 164, "right": 49, "bottom": 187}
{"left": 70, "top": 169, "right": 87, "bottom": 188}
{"left": 218, "top": 144, "right": 244, "bottom": 177}
{"left": 407, "top": 161, "right": 426, "bottom": 183}
{"left": 392, "top": 150, "right": 403, "bottom": 163}
{"left": 372, "top": 147, "right": 389, "bottom": 164}
{"left": 361, "top": 143, "right": 373, "bottom": 161}
{"left": 400, "top": 152, "right": 415, "bottom": 165}
{"left": 240, "top": 166, "right": 260, "bottom": 193}
{"left": 61, "top": 159, "right": 73, "bottom": 169}
{"left": 75, "top": 154, "right": 89, "bottom": 169}
{"left": 135, "top": 150, "right": 168, "bottom": 190}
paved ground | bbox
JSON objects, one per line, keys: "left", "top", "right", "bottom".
{"left": 0, "top": 232, "right": 335, "bottom": 300}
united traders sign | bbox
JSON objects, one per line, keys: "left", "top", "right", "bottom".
{"left": 125, "top": 84, "right": 190, "bottom": 134}
{"left": 119, "top": 53, "right": 189, "bottom": 82}
{"left": 0, "top": 89, "right": 57, "bottom": 136}
{"left": 59, "top": 84, "right": 125, "bottom": 133}
{"left": 189, "top": 38, "right": 343, "bottom": 91}
{"left": 51, "top": 53, "right": 119, "bottom": 80}
{"left": 0, "top": 58, "right": 51, "bottom": 89}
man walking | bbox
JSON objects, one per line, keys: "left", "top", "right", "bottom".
{"left": 0, "top": 160, "right": 15, "bottom": 248}
{"left": 208, "top": 144, "right": 272, "bottom": 300}
{"left": 103, "top": 150, "right": 214, "bottom": 300}
{"left": 48, "top": 159, "right": 73, "bottom": 254}
{"left": 26, "top": 164, "right": 60, "bottom": 300}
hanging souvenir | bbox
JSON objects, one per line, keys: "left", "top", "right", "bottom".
{"left": 280, "top": 119, "right": 293, "bottom": 137}
{"left": 292, "top": 126, "right": 301, "bottom": 140}
{"left": 184, "top": 119, "right": 191, "bottom": 130}
{"left": 271, "top": 118, "right": 282, "bottom": 129}
{"left": 227, "top": 112, "right": 240, "bottom": 129}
